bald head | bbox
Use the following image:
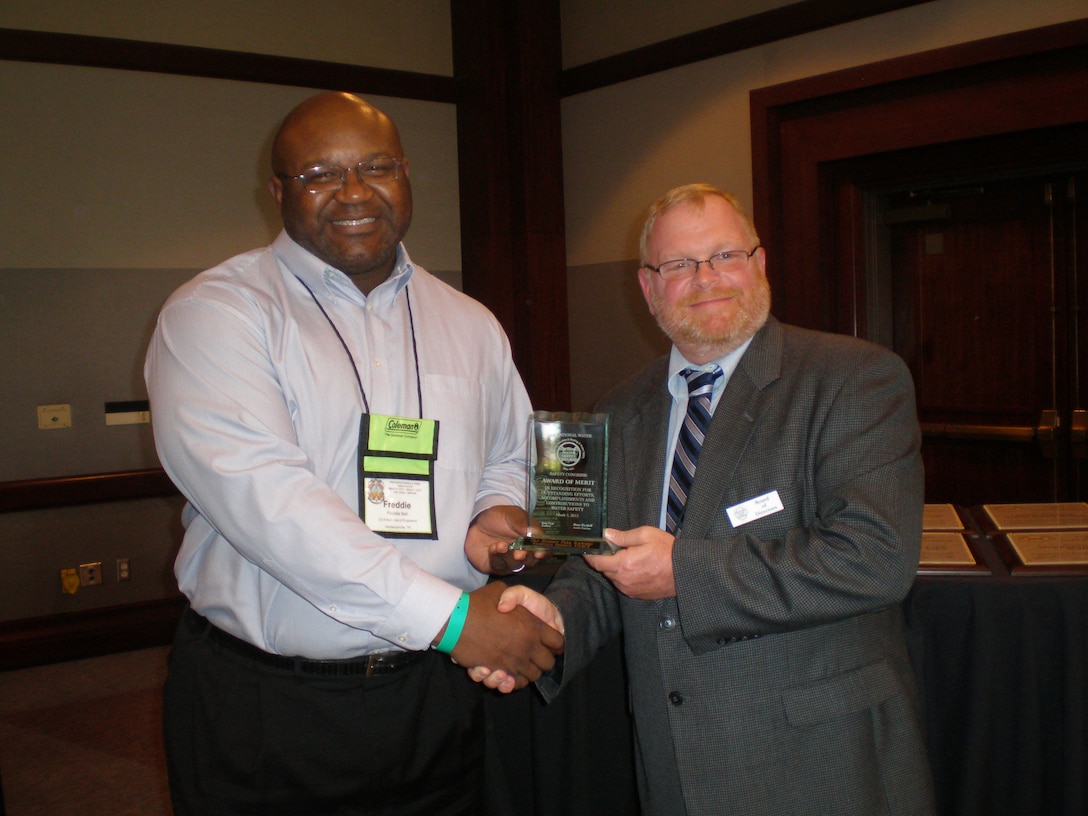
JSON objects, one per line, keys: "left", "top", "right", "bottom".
{"left": 271, "top": 93, "right": 404, "bottom": 175}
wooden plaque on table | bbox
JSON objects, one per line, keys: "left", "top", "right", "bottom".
{"left": 998, "top": 530, "right": 1088, "bottom": 575}
{"left": 981, "top": 502, "right": 1088, "bottom": 531}
{"left": 918, "top": 532, "right": 989, "bottom": 575}
{"left": 923, "top": 503, "right": 966, "bottom": 531}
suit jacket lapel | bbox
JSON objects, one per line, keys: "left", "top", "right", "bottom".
{"left": 680, "top": 318, "right": 785, "bottom": 539}
{"left": 621, "top": 362, "right": 672, "bottom": 529}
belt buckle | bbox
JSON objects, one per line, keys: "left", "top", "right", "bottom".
{"left": 364, "top": 652, "right": 390, "bottom": 677}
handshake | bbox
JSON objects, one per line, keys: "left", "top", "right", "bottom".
{"left": 452, "top": 504, "right": 564, "bottom": 693}
{"left": 444, "top": 581, "right": 564, "bottom": 693}
{"left": 456, "top": 504, "right": 677, "bottom": 692}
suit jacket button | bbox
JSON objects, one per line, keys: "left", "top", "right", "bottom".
{"left": 668, "top": 691, "right": 683, "bottom": 706}
{"left": 660, "top": 617, "right": 676, "bottom": 630}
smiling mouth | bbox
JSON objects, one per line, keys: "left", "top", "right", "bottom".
{"left": 685, "top": 291, "right": 738, "bottom": 308}
{"left": 332, "top": 216, "right": 377, "bottom": 227}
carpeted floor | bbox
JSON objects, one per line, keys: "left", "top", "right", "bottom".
{"left": 0, "top": 646, "right": 172, "bottom": 815}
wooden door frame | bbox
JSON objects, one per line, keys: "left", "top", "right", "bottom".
{"left": 750, "top": 18, "right": 1088, "bottom": 336}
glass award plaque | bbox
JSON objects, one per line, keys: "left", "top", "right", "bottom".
{"left": 511, "top": 411, "right": 617, "bottom": 556}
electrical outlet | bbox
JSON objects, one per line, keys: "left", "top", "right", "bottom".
{"left": 116, "top": 558, "right": 131, "bottom": 582}
{"left": 60, "top": 568, "right": 80, "bottom": 595}
{"left": 79, "top": 562, "right": 103, "bottom": 586}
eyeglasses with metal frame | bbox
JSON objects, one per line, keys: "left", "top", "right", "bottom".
{"left": 643, "top": 245, "right": 761, "bottom": 281}
{"left": 276, "top": 156, "right": 403, "bottom": 194}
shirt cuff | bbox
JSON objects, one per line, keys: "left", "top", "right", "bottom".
{"left": 373, "top": 571, "right": 464, "bottom": 651}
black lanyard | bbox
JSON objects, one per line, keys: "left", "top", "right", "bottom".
{"left": 294, "top": 274, "right": 424, "bottom": 419}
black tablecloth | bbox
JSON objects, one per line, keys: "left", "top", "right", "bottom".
{"left": 906, "top": 571, "right": 1088, "bottom": 816}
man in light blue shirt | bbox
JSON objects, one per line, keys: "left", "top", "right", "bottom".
{"left": 146, "top": 91, "right": 561, "bottom": 815}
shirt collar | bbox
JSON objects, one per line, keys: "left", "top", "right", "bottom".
{"left": 272, "top": 230, "right": 415, "bottom": 308}
{"left": 667, "top": 336, "right": 754, "bottom": 401}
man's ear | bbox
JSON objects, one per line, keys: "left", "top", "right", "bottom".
{"left": 268, "top": 175, "right": 283, "bottom": 206}
{"left": 637, "top": 267, "right": 658, "bottom": 316}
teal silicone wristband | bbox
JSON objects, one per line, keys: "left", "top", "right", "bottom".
{"left": 435, "top": 592, "right": 470, "bottom": 653}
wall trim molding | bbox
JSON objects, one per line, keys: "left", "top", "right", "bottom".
{"left": 559, "top": 0, "right": 935, "bottom": 96}
{"left": 0, "top": 595, "right": 185, "bottom": 670}
{"left": 0, "top": 469, "right": 178, "bottom": 514}
{"left": 0, "top": 27, "right": 457, "bottom": 103}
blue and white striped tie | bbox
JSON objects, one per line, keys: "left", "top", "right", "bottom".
{"left": 666, "top": 367, "right": 722, "bottom": 534}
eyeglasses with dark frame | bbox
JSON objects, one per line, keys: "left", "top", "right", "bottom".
{"left": 643, "top": 245, "right": 761, "bottom": 281}
{"left": 276, "top": 156, "right": 403, "bottom": 194}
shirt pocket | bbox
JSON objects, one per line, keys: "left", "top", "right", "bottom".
{"left": 424, "top": 374, "right": 488, "bottom": 475}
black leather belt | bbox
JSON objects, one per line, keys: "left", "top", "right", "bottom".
{"left": 185, "top": 608, "right": 425, "bottom": 677}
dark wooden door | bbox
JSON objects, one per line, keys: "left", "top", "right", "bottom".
{"left": 884, "top": 173, "right": 1086, "bottom": 504}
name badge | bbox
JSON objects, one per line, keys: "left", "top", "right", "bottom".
{"left": 358, "top": 414, "right": 439, "bottom": 539}
{"left": 726, "top": 490, "right": 783, "bottom": 528}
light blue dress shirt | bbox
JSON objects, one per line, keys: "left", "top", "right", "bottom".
{"left": 146, "top": 231, "right": 532, "bottom": 658}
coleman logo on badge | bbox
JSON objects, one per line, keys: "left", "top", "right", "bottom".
{"left": 385, "top": 418, "right": 422, "bottom": 437}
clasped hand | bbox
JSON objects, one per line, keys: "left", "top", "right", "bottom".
{"left": 453, "top": 506, "right": 560, "bottom": 689}
{"left": 451, "top": 581, "right": 563, "bottom": 690}
{"left": 467, "top": 525, "right": 677, "bottom": 693}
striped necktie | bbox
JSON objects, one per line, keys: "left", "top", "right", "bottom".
{"left": 666, "top": 366, "right": 722, "bottom": 534}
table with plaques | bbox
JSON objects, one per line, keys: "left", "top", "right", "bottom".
{"left": 909, "top": 502, "right": 1088, "bottom": 816}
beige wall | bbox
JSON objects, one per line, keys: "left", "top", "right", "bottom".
{"left": 561, "top": 0, "right": 795, "bottom": 68}
{"left": 0, "top": 61, "right": 460, "bottom": 272}
{"left": 0, "top": 0, "right": 453, "bottom": 74}
{"left": 561, "top": 0, "right": 1088, "bottom": 410}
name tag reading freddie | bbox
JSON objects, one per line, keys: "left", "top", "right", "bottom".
{"left": 358, "top": 414, "right": 439, "bottom": 539}
{"left": 726, "top": 490, "right": 783, "bottom": 528}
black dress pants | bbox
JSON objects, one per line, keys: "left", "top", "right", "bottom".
{"left": 164, "top": 610, "right": 485, "bottom": 816}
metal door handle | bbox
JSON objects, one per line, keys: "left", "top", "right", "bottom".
{"left": 1037, "top": 409, "right": 1058, "bottom": 458}
{"left": 919, "top": 410, "right": 1059, "bottom": 453}
{"left": 920, "top": 422, "right": 1036, "bottom": 442}
{"left": 1072, "top": 410, "right": 1088, "bottom": 459}
{"left": 1071, "top": 410, "right": 1088, "bottom": 442}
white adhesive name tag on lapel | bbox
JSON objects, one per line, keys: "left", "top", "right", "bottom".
{"left": 726, "top": 490, "right": 784, "bottom": 528}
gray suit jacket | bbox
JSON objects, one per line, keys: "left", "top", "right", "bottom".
{"left": 542, "top": 318, "right": 936, "bottom": 816}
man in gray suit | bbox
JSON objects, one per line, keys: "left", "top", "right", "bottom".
{"left": 475, "top": 184, "right": 936, "bottom": 815}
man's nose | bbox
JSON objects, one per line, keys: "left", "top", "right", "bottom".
{"left": 690, "top": 258, "right": 720, "bottom": 285}
{"left": 336, "top": 169, "right": 377, "bottom": 201}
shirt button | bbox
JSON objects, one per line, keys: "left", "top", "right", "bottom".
{"left": 669, "top": 691, "right": 684, "bottom": 706}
